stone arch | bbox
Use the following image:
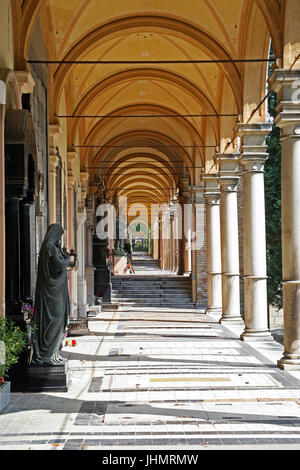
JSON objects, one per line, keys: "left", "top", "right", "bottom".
{"left": 52, "top": 15, "right": 243, "bottom": 113}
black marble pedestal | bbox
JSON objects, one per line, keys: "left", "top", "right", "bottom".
{"left": 27, "top": 362, "right": 70, "bottom": 392}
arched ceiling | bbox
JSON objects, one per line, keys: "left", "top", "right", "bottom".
{"left": 21, "top": 0, "right": 279, "bottom": 210}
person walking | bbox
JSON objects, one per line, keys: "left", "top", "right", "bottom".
{"left": 124, "top": 239, "right": 135, "bottom": 274}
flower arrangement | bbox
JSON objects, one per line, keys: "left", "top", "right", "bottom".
{"left": 95, "top": 294, "right": 103, "bottom": 305}
{"left": 0, "top": 316, "right": 27, "bottom": 386}
{"left": 21, "top": 303, "right": 34, "bottom": 325}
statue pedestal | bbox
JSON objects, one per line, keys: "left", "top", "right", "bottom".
{"left": 67, "top": 318, "right": 90, "bottom": 336}
{"left": 113, "top": 250, "right": 128, "bottom": 275}
{"left": 27, "top": 362, "right": 70, "bottom": 392}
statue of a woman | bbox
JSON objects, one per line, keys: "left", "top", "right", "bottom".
{"left": 31, "top": 223, "right": 70, "bottom": 366}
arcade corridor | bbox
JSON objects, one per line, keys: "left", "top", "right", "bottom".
{"left": 1, "top": 0, "right": 300, "bottom": 452}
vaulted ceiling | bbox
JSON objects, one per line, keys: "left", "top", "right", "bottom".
{"left": 16, "top": 0, "right": 282, "bottom": 210}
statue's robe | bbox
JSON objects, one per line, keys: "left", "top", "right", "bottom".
{"left": 32, "top": 224, "right": 70, "bottom": 365}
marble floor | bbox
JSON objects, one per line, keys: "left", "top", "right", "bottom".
{"left": 1, "top": 307, "right": 300, "bottom": 450}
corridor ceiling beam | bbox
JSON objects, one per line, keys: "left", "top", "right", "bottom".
{"left": 27, "top": 58, "right": 278, "bottom": 64}
{"left": 58, "top": 114, "right": 238, "bottom": 118}
{"left": 74, "top": 145, "right": 217, "bottom": 148}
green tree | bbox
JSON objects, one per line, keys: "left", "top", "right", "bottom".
{"left": 265, "top": 88, "right": 283, "bottom": 309}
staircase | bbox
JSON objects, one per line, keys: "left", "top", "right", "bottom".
{"left": 111, "top": 253, "right": 193, "bottom": 308}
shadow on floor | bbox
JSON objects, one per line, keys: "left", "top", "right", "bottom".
{"left": 60, "top": 350, "right": 276, "bottom": 369}
{"left": 2, "top": 394, "right": 299, "bottom": 428}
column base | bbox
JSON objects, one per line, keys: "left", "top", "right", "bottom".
{"left": 219, "top": 316, "right": 244, "bottom": 325}
{"left": 240, "top": 329, "right": 273, "bottom": 342}
{"left": 205, "top": 306, "right": 222, "bottom": 315}
{"left": 277, "top": 354, "right": 300, "bottom": 370}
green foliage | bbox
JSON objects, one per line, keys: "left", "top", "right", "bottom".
{"left": 133, "top": 244, "right": 147, "bottom": 252}
{"left": 0, "top": 316, "right": 27, "bottom": 381}
{"left": 265, "top": 90, "right": 283, "bottom": 309}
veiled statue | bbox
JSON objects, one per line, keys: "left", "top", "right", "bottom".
{"left": 31, "top": 224, "right": 70, "bottom": 366}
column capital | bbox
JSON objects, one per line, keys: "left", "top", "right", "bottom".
{"left": 49, "top": 154, "right": 59, "bottom": 172}
{"left": 202, "top": 173, "right": 219, "bottom": 184}
{"left": 80, "top": 171, "right": 89, "bottom": 183}
{"left": 215, "top": 153, "right": 240, "bottom": 175}
{"left": 204, "top": 192, "right": 220, "bottom": 204}
{"left": 77, "top": 206, "right": 87, "bottom": 223}
{"left": 236, "top": 122, "right": 273, "bottom": 139}
{"left": 68, "top": 175, "right": 75, "bottom": 189}
{"left": 237, "top": 122, "right": 272, "bottom": 171}
{"left": 15, "top": 71, "right": 35, "bottom": 94}
{"left": 49, "top": 124, "right": 63, "bottom": 158}
{"left": 218, "top": 176, "right": 240, "bottom": 192}
{"left": 67, "top": 151, "right": 77, "bottom": 164}
{"left": 190, "top": 185, "right": 205, "bottom": 204}
{"left": 49, "top": 123, "right": 63, "bottom": 140}
{"left": 269, "top": 69, "right": 300, "bottom": 135}
{"left": 203, "top": 173, "right": 220, "bottom": 203}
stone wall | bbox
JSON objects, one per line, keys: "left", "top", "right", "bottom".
{"left": 269, "top": 305, "right": 284, "bottom": 329}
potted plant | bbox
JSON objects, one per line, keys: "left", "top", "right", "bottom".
{"left": 0, "top": 316, "right": 27, "bottom": 413}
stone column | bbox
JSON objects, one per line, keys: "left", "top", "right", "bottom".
{"left": 85, "top": 190, "right": 96, "bottom": 306}
{"left": 67, "top": 152, "right": 76, "bottom": 317}
{"left": 177, "top": 188, "right": 185, "bottom": 275}
{"left": 163, "top": 207, "right": 171, "bottom": 272}
{"left": 269, "top": 69, "right": 300, "bottom": 368}
{"left": 183, "top": 189, "right": 192, "bottom": 274}
{"left": 77, "top": 206, "right": 88, "bottom": 317}
{"left": 49, "top": 125, "right": 62, "bottom": 224}
{"left": 49, "top": 155, "right": 58, "bottom": 224}
{"left": 217, "top": 154, "right": 243, "bottom": 324}
{"left": 190, "top": 186, "right": 206, "bottom": 306}
{"left": 203, "top": 175, "right": 222, "bottom": 315}
{"left": 172, "top": 198, "right": 179, "bottom": 274}
{"left": 169, "top": 208, "right": 175, "bottom": 273}
{"left": 237, "top": 123, "right": 273, "bottom": 341}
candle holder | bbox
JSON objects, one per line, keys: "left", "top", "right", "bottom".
{"left": 62, "top": 247, "right": 79, "bottom": 271}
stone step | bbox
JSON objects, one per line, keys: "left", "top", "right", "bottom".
{"left": 112, "top": 290, "right": 192, "bottom": 295}
{"left": 112, "top": 283, "right": 191, "bottom": 287}
{"left": 112, "top": 298, "right": 194, "bottom": 305}
{"left": 112, "top": 288, "right": 191, "bottom": 292}
{"left": 113, "top": 290, "right": 191, "bottom": 293}
{"left": 112, "top": 274, "right": 190, "bottom": 282}
{"left": 118, "top": 303, "right": 194, "bottom": 308}
{"left": 112, "top": 294, "right": 191, "bottom": 298}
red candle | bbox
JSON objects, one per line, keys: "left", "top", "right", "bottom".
{"left": 72, "top": 339, "right": 76, "bottom": 346}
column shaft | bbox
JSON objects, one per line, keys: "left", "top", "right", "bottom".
{"left": 270, "top": 69, "right": 300, "bottom": 368}
{"left": 217, "top": 154, "right": 243, "bottom": 324}
{"left": 238, "top": 123, "right": 273, "bottom": 341}
{"left": 203, "top": 176, "right": 222, "bottom": 315}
